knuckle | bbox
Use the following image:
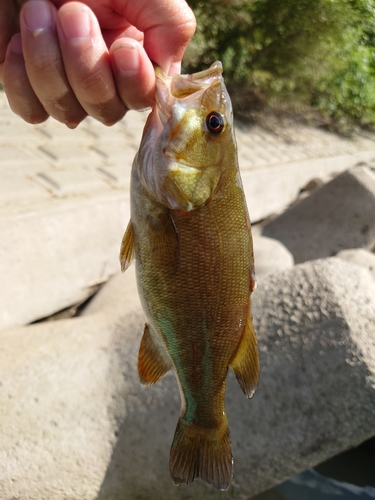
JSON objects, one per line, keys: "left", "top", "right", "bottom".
{"left": 92, "top": 103, "right": 127, "bottom": 126}
{"left": 27, "top": 55, "right": 62, "bottom": 78}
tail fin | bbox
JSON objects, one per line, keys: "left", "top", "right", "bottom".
{"left": 169, "top": 417, "right": 233, "bottom": 490}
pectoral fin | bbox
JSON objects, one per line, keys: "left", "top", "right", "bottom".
{"left": 138, "top": 324, "right": 172, "bottom": 385}
{"left": 230, "top": 311, "right": 259, "bottom": 398}
{"left": 119, "top": 220, "right": 135, "bottom": 272}
{"left": 147, "top": 210, "right": 179, "bottom": 270}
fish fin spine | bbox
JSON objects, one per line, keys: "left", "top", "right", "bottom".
{"left": 119, "top": 220, "right": 135, "bottom": 272}
{"left": 230, "top": 310, "right": 259, "bottom": 398}
{"left": 169, "top": 417, "right": 233, "bottom": 490}
{"left": 138, "top": 324, "right": 172, "bottom": 385}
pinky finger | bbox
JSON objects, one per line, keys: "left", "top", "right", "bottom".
{"left": 3, "top": 34, "right": 49, "bottom": 124}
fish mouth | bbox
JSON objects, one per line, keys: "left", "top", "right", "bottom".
{"left": 155, "top": 61, "right": 223, "bottom": 95}
{"left": 154, "top": 61, "right": 224, "bottom": 125}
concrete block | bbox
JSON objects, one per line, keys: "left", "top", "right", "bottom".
{"left": 246, "top": 257, "right": 375, "bottom": 494}
{"left": 336, "top": 248, "right": 375, "bottom": 279}
{"left": 253, "top": 233, "right": 294, "bottom": 279}
{"left": 262, "top": 166, "right": 375, "bottom": 262}
{"left": 0, "top": 192, "right": 130, "bottom": 331}
{"left": 1, "top": 258, "right": 375, "bottom": 499}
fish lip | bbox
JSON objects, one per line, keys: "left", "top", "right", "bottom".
{"left": 154, "top": 61, "right": 224, "bottom": 124}
{"left": 188, "top": 61, "right": 223, "bottom": 82}
{"left": 154, "top": 61, "right": 223, "bottom": 83}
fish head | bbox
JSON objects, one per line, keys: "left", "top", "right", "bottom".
{"left": 137, "top": 62, "right": 236, "bottom": 211}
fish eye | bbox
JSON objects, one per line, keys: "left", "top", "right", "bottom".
{"left": 205, "top": 112, "right": 225, "bottom": 134}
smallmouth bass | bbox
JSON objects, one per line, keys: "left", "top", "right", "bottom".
{"left": 120, "top": 61, "right": 259, "bottom": 490}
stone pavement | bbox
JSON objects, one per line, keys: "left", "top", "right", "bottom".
{"left": 2, "top": 88, "right": 375, "bottom": 329}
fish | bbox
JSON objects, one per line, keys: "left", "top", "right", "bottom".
{"left": 119, "top": 61, "right": 259, "bottom": 490}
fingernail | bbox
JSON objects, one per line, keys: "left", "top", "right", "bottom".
{"left": 168, "top": 62, "right": 181, "bottom": 77}
{"left": 23, "top": 0, "right": 52, "bottom": 32}
{"left": 113, "top": 41, "right": 140, "bottom": 76}
{"left": 10, "top": 34, "right": 23, "bottom": 54}
{"left": 59, "top": 8, "right": 90, "bottom": 40}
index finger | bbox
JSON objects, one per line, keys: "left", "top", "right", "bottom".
{"left": 142, "top": 0, "right": 196, "bottom": 75}
{"left": 81, "top": 0, "right": 196, "bottom": 75}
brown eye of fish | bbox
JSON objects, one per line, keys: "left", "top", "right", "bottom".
{"left": 206, "top": 112, "right": 225, "bottom": 134}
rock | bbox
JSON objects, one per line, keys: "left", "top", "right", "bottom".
{"left": 241, "top": 155, "right": 371, "bottom": 224}
{"left": 301, "top": 178, "right": 324, "bottom": 192}
{"left": 248, "top": 258, "right": 375, "bottom": 493}
{"left": 253, "top": 232, "right": 294, "bottom": 279}
{"left": 0, "top": 192, "right": 130, "bottom": 331}
{"left": 335, "top": 248, "right": 375, "bottom": 279}
{"left": 1, "top": 259, "right": 375, "bottom": 499}
{"left": 262, "top": 166, "right": 375, "bottom": 263}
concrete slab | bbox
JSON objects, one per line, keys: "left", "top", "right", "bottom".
{"left": 0, "top": 192, "right": 130, "bottom": 330}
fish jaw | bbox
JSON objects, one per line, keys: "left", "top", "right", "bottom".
{"left": 136, "top": 62, "right": 236, "bottom": 211}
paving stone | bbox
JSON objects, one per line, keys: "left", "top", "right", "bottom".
{"left": 83, "top": 111, "right": 147, "bottom": 145}
{"left": 262, "top": 165, "right": 375, "bottom": 263}
{"left": 0, "top": 123, "right": 43, "bottom": 146}
{"left": 37, "top": 144, "right": 104, "bottom": 168}
{"left": 0, "top": 172, "right": 51, "bottom": 207}
{"left": 34, "top": 167, "right": 111, "bottom": 196}
{"left": 91, "top": 143, "right": 137, "bottom": 165}
{"left": 0, "top": 145, "right": 47, "bottom": 170}
{"left": 82, "top": 121, "right": 128, "bottom": 144}
{"left": 34, "top": 120, "right": 95, "bottom": 145}
{"left": 95, "top": 165, "right": 132, "bottom": 189}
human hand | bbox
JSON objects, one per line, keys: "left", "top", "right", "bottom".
{"left": 0, "top": 0, "right": 196, "bottom": 127}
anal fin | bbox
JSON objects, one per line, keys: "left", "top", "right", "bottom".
{"left": 230, "top": 310, "right": 259, "bottom": 398}
{"left": 119, "top": 220, "right": 135, "bottom": 272}
{"left": 138, "top": 324, "right": 172, "bottom": 385}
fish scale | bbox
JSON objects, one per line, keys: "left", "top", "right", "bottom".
{"left": 120, "top": 61, "right": 259, "bottom": 490}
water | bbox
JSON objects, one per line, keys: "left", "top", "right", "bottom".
{"left": 253, "top": 437, "right": 375, "bottom": 500}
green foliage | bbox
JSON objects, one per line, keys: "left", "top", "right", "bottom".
{"left": 184, "top": 0, "right": 375, "bottom": 131}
